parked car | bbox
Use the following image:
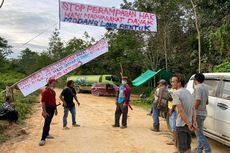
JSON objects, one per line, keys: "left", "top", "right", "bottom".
{"left": 186, "top": 73, "right": 230, "bottom": 146}
{"left": 91, "top": 83, "right": 118, "bottom": 96}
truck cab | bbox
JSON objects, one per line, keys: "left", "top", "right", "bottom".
{"left": 67, "top": 75, "right": 119, "bottom": 92}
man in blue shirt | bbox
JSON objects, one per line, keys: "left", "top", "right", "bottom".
{"left": 113, "top": 77, "right": 131, "bottom": 129}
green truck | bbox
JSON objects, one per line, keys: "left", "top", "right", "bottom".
{"left": 67, "top": 75, "right": 120, "bottom": 92}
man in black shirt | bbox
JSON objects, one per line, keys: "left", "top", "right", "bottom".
{"left": 60, "top": 80, "right": 80, "bottom": 129}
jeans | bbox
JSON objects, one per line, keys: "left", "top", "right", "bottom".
{"left": 176, "top": 125, "right": 192, "bottom": 153}
{"left": 115, "top": 103, "right": 128, "bottom": 126}
{"left": 63, "top": 106, "right": 76, "bottom": 127}
{"left": 195, "top": 115, "right": 211, "bottom": 153}
{"left": 153, "top": 106, "right": 160, "bottom": 126}
{"left": 41, "top": 107, "right": 55, "bottom": 140}
{"left": 169, "top": 111, "right": 177, "bottom": 132}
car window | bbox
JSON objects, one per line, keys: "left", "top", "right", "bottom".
{"left": 101, "top": 84, "right": 106, "bottom": 88}
{"left": 94, "top": 84, "right": 99, "bottom": 87}
{"left": 95, "top": 84, "right": 104, "bottom": 88}
{"left": 204, "top": 79, "right": 220, "bottom": 97}
{"left": 222, "top": 80, "right": 230, "bottom": 100}
{"left": 107, "top": 84, "right": 113, "bottom": 89}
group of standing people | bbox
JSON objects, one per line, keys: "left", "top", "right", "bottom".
{"left": 39, "top": 79, "right": 80, "bottom": 146}
{"left": 39, "top": 76, "right": 132, "bottom": 146}
{"left": 152, "top": 73, "right": 211, "bottom": 153}
{"left": 38, "top": 73, "right": 211, "bottom": 153}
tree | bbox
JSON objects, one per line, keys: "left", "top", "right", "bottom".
{"left": 190, "top": 0, "right": 201, "bottom": 72}
{"left": 19, "top": 48, "right": 40, "bottom": 74}
{"left": 0, "top": 37, "right": 12, "bottom": 59}
{"left": 47, "top": 29, "right": 64, "bottom": 61}
{"left": 64, "top": 37, "right": 88, "bottom": 57}
{"left": 0, "top": 36, "right": 12, "bottom": 72}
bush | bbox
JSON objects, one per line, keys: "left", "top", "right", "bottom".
{"left": 0, "top": 90, "right": 39, "bottom": 122}
{"left": 213, "top": 61, "right": 230, "bottom": 72}
{"left": 0, "top": 71, "right": 25, "bottom": 90}
{"left": 0, "top": 134, "right": 7, "bottom": 143}
{"left": 131, "top": 90, "right": 155, "bottom": 110}
{"left": 14, "top": 91, "right": 39, "bottom": 121}
{"left": 131, "top": 87, "right": 153, "bottom": 96}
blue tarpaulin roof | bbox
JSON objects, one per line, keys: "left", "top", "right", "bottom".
{"left": 132, "top": 69, "right": 161, "bottom": 87}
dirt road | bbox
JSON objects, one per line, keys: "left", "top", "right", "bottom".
{"left": 0, "top": 89, "right": 229, "bottom": 153}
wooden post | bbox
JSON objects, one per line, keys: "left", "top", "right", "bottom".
{"left": 5, "top": 86, "right": 14, "bottom": 102}
{"left": 120, "top": 62, "right": 124, "bottom": 78}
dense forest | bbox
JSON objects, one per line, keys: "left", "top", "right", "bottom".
{"left": 1, "top": 0, "right": 230, "bottom": 92}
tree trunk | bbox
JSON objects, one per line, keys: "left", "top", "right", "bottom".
{"left": 164, "top": 25, "right": 168, "bottom": 71}
{"left": 190, "top": 0, "right": 201, "bottom": 73}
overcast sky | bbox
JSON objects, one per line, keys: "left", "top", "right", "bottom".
{"left": 0, "top": 0, "right": 134, "bottom": 58}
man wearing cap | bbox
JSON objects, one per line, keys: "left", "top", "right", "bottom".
{"left": 113, "top": 76, "right": 131, "bottom": 129}
{"left": 152, "top": 79, "right": 169, "bottom": 132}
{"left": 39, "top": 79, "right": 58, "bottom": 146}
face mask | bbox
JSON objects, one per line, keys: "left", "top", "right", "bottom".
{"left": 122, "top": 80, "right": 127, "bottom": 85}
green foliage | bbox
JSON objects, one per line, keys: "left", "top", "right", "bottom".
{"left": 213, "top": 62, "right": 230, "bottom": 72}
{"left": 0, "top": 134, "right": 7, "bottom": 143}
{"left": 132, "top": 87, "right": 152, "bottom": 96}
{"left": 0, "top": 91, "right": 38, "bottom": 122}
{"left": 0, "top": 37, "right": 12, "bottom": 59}
{"left": 18, "top": 48, "right": 41, "bottom": 74}
{"left": 47, "top": 28, "right": 64, "bottom": 61}
{"left": 0, "top": 71, "right": 25, "bottom": 90}
{"left": 64, "top": 37, "right": 88, "bottom": 56}
{"left": 132, "top": 90, "right": 155, "bottom": 110}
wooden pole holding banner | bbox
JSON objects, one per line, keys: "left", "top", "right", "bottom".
{"left": 120, "top": 62, "right": 124, "bottom": 78}
{"left": 0, "top": 0, "right": 4, "bottom": 8}
{"left": 119, "top": 62, "right": 133, "bottom": 110}
{"left": 58, "top": 0, "right": 61, "bottom": 30}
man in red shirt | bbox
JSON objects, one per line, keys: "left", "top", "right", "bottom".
{"left": 39, "top": 79, "right": 57, "bottom": 146}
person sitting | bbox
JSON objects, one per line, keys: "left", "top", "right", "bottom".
{"left": 0, "top": 96, "right": 19, "bottom": 122}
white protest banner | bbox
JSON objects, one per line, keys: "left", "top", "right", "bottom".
{"left": 17, "top": 39, "right": 108, "bottom": 96}
{"left": 60, "top": 1, "right": 157, "bottom": 32}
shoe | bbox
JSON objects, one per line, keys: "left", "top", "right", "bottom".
{"left": 112, "top": 124, "right": 120, "bottom": 128}
{"left": 121, "top": 125, "right": 127, "bottom": 129}
{"left": 151, "top": 124, "right": 160, "bottom": 132}
{"left": 39, "top": 140, "right": 45, "bottom": 146}
{"left": 151, "top": 128, "right": 159, "bottom": 132}
{"left": 63, "top": 127, "right": 70, "bottom": 130}
{"left": 73, "top": 124, "right": 80, "bottom": 127}
{"left": 46, "top": 135, "right": 54, "bottom": 139}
